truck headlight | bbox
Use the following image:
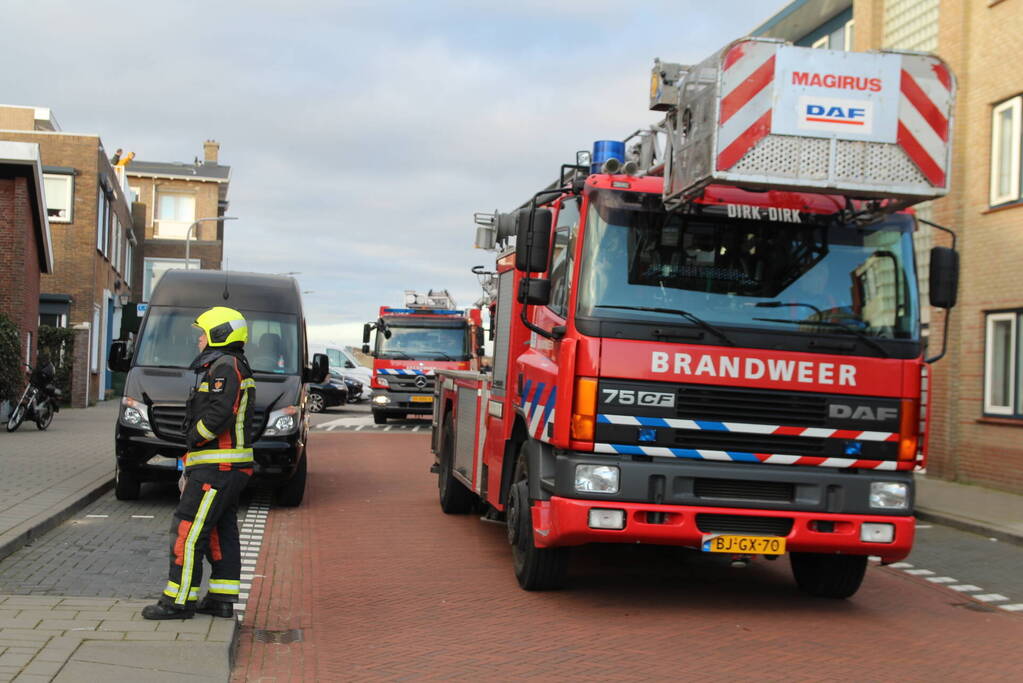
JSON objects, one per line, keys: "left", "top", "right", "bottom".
{"left": 870, "top": 482, "right": 908, "bottom": 510}
{"left": 575, "top": 464, "right": 619, "bottom": 494}
{"left": 120, "top": 397, "right": 150, "bottom": 430}
{"left": 263, "top": 406, "right": 299, "bottom": 436}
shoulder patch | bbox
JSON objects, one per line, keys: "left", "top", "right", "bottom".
{"left": 212, "top": 377, "right": 226, "bottom": 393}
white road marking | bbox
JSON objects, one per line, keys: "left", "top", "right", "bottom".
{"left": 888, "top": 562, "right": 913, "bottom": 568}
{"left": 973, "top": 594, "right": 1009, "bottom": 603}
{"left": 925, "top": 577, "right": 958, "bottom": 584}
{"left": 903, "top": 569, "right": 935, "bottom": 576}
{"left": 999, "top": 604, "right": 1023, "bottom": 612}
{"left": 85, "top": 514, "right": 108, "bottom": 518}
{"left": 948, "top": 584, "right": 983, "bottom": 592}
{"left": 131, "top": 515, "right": 155, "bottom": 519}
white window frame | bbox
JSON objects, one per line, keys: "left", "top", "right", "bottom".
{"left": 984, "top": 311, "right": 1018, "bottom": 416}
{"left": 143, "top": 257, "right": 198, "bottom": 301}
{"left": 42, "top": 173, "right": 74, "bottom": 223}
{"left": 812, "top": 35, "right": 829, "bottom": 49}
{"left": 129, "top": 185, "right": 140, "bottom": 204}
{"left": 91, "top": 306, "right": 101, "bottom": 373}
{"left": 990, "top": 97, "right": 1021, "bottom": 206}
{"left": 844, "top": 19, "right": 855, "bottom": 52}
{"left": 155, "top": 192, "right": 196, "bottom": 239}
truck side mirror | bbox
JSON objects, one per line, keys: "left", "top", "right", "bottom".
{"left": 929, "top": 246, "right": 959, "bottom": 309}
{"left": 362, "top": 323, "right": 371, "bottom": 344}
{"left": 515, "top": 208, "right": 553, "bottom": 272}
{"left": 306, "top": 353, "right": 329, "bottom": 383}
{"left": 517, "top": 277, "right": 551, "bottom": 306}
{"left": 474, "top": 327, "right": 484, "bottom": 356}
{"left": 107, "top": 340, "right": 132, "bottom": 373}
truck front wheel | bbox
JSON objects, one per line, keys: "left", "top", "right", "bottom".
{"left": 506, "top": 443, "right": 567, "bottom": 590}
{"left": 790, "top": 552, "right": 867, "bottom": 598}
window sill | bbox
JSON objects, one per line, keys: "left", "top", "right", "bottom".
{"left": 976, "top": 416, "right": 1023, "bottom": 427}
{"left": 982, "top": 200, "right": 1023, "bottom": 215}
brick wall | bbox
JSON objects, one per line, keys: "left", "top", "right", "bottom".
{"left": 0, "top": 175, "right": 42, "bottom": 365}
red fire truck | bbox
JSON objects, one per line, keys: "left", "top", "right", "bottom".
{"left": 431, "top": 38, "right": 960, "bottom": 598}
{"left": 363, "top": 290, "right": 483, "bottom": 424}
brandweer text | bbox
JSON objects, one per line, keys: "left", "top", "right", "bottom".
{"left": 650, "top": 351, "right": 857, "bottom": 386}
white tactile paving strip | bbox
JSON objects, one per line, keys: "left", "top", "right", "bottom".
{"left": 235, "top": 492, "right": 271, "bottom": 623}
{"left": 876, "top": 559, "right": 1023, "bottom": 613}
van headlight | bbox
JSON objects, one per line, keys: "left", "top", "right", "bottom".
{"left": 870, "top": 482, "right": 908, "bottom": 510}
{"left": 120, "top": 397, "right": 150, "bottom": 430}
{"left": 263, "top": 405, "right": 299, "bottom": 436}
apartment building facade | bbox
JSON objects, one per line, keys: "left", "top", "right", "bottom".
{"left": 126, "top": 140, "right": 231, "bottom": 301}
{"left": 752, "top": 0, "right": 1023, "bottom": 494}
{"left": 0, "top": 105, "right": 137, "bottom": 405}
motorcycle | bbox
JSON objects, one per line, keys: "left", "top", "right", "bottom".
{"left": 6, "top": 362, "right": 62, "bottom": 432}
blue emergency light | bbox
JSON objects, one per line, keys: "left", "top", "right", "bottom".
{"left": 591, "top": 140, "right": 625, "bottom": 174}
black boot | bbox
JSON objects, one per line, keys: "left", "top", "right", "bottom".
{"left": 141, "top": 601, "right": 195, "bottom": 620}
{"left": 196, "top": 597, "right": 234, "bottom": 618}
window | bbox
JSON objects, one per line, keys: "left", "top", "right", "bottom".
{"left": 844, "top": 19, "right": 855, "bottom": 50}
{"left": 125, "top": 242, "right": 133, "bottom": 286}
{"left": 990, "top": 97, "right": 1022, "bottom": 206}
{"left": 113, "top": 216, "right": 122, "bottom": 274}
{"left": 91, "top": 306, "right": 101, "bottom": 373}
{"left": 984, "top": 311, "right": 1022, "bottom": 417}
{"left": 811, "top": 35, "right": 829, "bottom": 49}
{"left": 25, "top": 332, "right": 32, "bottom": 364}
{"left": 142, "top": 257, "right": 198, "bottom": 301}
{"left": 129, "top": 186, "right": 140, "bottom": 203}
{"left": 96, "top": 190, "right": 111, "bottom": 257}
{"left": 547, "top": 197, "right": 580, "bottom": 317}
{"left": 43, "top": 173, "right": 73, "bottom": 223}
{"left": 155, "top": 193, "right": 196, "bottom": 238}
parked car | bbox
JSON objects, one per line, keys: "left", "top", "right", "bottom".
{"left": 108, "top": 270, "right": 329, "bottom": 507}
{"left": 342, "top": 374, "right": 364, "bottom": 402}
{"left": 307, "top": 373, "right": 349, "bottom": 413}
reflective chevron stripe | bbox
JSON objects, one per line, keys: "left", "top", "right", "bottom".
{"left": 593, "top": 442, "right": 903, "bottom": 470}
{"left": 596, "top": 414, "right": 898, "bottom": 442}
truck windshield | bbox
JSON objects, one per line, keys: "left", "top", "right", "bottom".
{"left": 576, "top": 189, "right": 920, "bottom": 341}
{"left": 134, "top": 306, "right": 301, "bottom": 374}
{"left": 376, "top": 324, "right": 468, "bottom": 360}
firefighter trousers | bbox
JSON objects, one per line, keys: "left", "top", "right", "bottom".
{"left": 162, "top": 467, "right": 250, "bottom": 607}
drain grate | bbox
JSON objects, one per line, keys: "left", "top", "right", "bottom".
{"left": 252, "top": 628, "right": 304, "bottom": 644}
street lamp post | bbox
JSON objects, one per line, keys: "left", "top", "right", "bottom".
{"left": 185, "top": 216, "right": 237, "bottom": 269}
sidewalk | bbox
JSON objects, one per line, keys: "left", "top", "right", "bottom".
{"left": 0, "top": 401, "right": 240, "bottom": 682}
{"left": 916, "top": 473, "right": 1023, "bottom": 545}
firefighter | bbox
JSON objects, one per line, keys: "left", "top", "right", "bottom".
{"left": 142, "top": 306, "right": 256, "bottom": 620}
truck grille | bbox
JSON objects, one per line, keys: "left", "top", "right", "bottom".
{"left": 694, "top": 478, "right": 795, "bottom": 503}
{"left": 695, "top": 513, "right": 793, "bottom": 536}
{"left": 384, "top": 376, "right": 435, "bottom": 393}
{"left": 676, "top": 385, "right": 828, "bottom": 426}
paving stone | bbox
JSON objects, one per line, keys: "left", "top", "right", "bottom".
{"left": 0, "top": 652, "right": 32, "bottom": 667}
{"left": 0, "top": 630, "right": 63, "bottom": 642}
{"left": 12, "top": 675, "right": 53, "bottom": 683}
{"left": 121, "top": 631, "right": 177, "bottom": 641}
{"left": 175, "top": 633, "right": 206, "bottom": 641}
{"left": 154, "top": 619, "right": 210, "bottom": 635}
{"left": 38, "top": 620, "right": 99, "bottom": 632}
{"left": 0, "top": 599, "right": 60, "bottom": 609}
{"left": 13, "top": 611, "right": 78, "bottom": 622}
{"left": 0, "top": 620, "right": 38, "bottom": 631}
{"left": 19, "top": 660, "right": 64, "bottom": 677}
{"left": 97, "top": 620, "right": 158, "bottom": 632}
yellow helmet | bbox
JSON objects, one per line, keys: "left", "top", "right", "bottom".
{"left": 194, "top": 306, "right": 248, "bottom": 347}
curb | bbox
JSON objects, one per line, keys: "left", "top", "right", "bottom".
{"left": 0, "top": 475, "right": 113, "bottom": 563}
{"left": 916, "top": 507, "right": 1023, "bottom": 548}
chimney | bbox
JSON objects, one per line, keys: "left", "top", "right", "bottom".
{"left": 203, "top": 139, "right": 220, "bottom": 164}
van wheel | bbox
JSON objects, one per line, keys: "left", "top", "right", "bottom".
{"left": 277, "top": 454, "right": 307, "bottom": 507}
{"left": 114, "top": 463, "right": 141, "bottom": 501}
{"left": 373, "top": 411, "right": 387, "bottom": 425}
{"left": 790, "top": 552, "right": 867, "bottom": 598}
{"left": 507, "top": 442, "right": 567, "bottom": 590}
{"left": 438, "top": 414, "right": 474, "bottom": 514}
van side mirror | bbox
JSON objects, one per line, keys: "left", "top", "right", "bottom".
{"left": 515, "top": 208, "right": 553, "bottom": 272}
{"left": 107, "top": 340, "right": 132, "bottom": 373}
{"left": 929, "top": 246, "right": 959, "bottom": 309}
{"left": 517, "top": 278, "right": 551, "bottom": 306}
{"left": 306, "top": 353, "right": 329, "bottom": 383}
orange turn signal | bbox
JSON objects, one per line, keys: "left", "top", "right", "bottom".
{"left": 571, "top": 377, "right": 598, "bottom": 442}
{"left": 898, "top": 399, "right": 920, "bottom": 461}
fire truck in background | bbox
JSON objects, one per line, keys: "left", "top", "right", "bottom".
{"left": 363, "top": 290, "right": 484, "bottom": 424}
{"left": 431, "top": 38, "right": 960, "bottom": 598}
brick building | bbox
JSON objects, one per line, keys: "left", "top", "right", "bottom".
{"left": 0, "top": 141, "right": 53, "bottom": 373}
{"left": 126, "top": 141, "right": 231, "bottom": 300}
{"left": 0, "top": 105, "right": 137, "bottom": 405}
{"left": 751, "top": 0, "right": 1023, "bottom": 493}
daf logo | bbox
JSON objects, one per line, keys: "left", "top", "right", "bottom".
{"left": 829, "top": 404, "right": 898, "bottom": 422}
{"left": 414, "top": 375, "right": 428, "bottom": 389}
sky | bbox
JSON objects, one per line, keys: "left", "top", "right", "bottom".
{"left": 3, "top": 0, "right": 785, "bottom": 347}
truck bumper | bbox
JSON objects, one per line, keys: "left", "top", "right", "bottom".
{"left": 530, "top": 497, "right": 914, "bottom": 563}
{"left": 371, "top": 390, "right": 434, "bottom": 415}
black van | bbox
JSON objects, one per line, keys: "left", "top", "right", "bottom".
{"left": 108, "top": 270, "right": 328, "bottom": 506}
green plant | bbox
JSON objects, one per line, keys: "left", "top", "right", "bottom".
{"left": 37, "top": 325, "right": 75, "bottom": 404}
{"left": 0, "top": 314, "right": 22, "bottom": 402}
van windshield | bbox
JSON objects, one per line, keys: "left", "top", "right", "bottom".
{"left": 135, "top": 306, "right": 300, "bottom": 374}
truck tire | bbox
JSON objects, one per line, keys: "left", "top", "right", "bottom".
{"left": 114, "top": 463, "right": 141, "bottom": 501}
{"left": 790, "top": 552, "right": 867, "bottom": 598}
{"left": 373, "top": 411, "right": 387, "bottom": 425}
{"left": 438, "top": 414, "right": 474, "bottom": 514}
{"left": 507, "top": 443, "right": 567, "bottom": 590}
{"left": 277, "top": 454, "right": 307, "bottom": 507}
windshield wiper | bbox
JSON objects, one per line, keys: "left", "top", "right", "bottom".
{"left": 596, "top": 305, "right": 736, "bottom": 347}
{"left": 751, "top": 305, "right": 890, "bottom": 358}
{"left": 423, "top": 351, "right": 454, "bottom": 360}
{"left": 382, "top": 350, "right": 411, "bottom": 359}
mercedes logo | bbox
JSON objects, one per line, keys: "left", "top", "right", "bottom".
{"left": 414, "top": 375, "right": 428, "bottom": 389}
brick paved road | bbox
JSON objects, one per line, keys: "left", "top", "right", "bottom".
{"left": 233, "top": 433, "right": 1023, "bottom": 682}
